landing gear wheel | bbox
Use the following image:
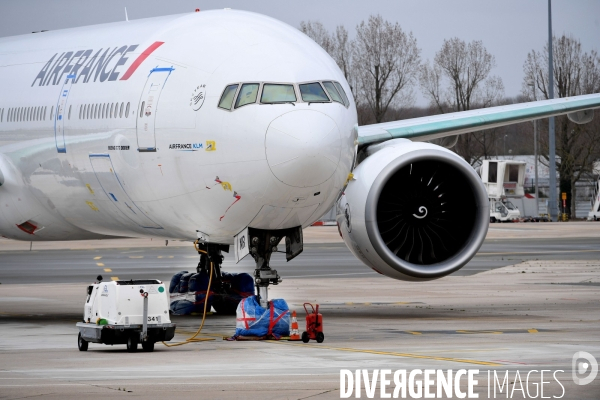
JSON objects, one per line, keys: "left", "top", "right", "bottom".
{"left": 78, "top": 332, "right": 88, "bottom": 351}
{"left": 301, "top": 332, "right": 310, "bottom": 343}
{"left": 126, "top": 335, "right": 138, "bottom": 352}
{"left": 141, "top": 341, "right": 155, "bottom": 352}
{"left": 316, "top": 332, "right": 324, "bottom": 343}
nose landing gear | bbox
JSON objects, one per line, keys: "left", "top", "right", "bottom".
{"left": 246, "top": 227, "right": 303, "bottom": 307}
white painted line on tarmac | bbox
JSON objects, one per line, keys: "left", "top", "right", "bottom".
{"left": 0, "top": 378, "right": 340, "bottom": 387}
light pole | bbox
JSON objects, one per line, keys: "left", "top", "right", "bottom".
{"left": 503, "top": 135, "right": 508, "bottom": 157}
{"left": 547, "top": 0, "right": 558, "bottom": 221}
{"left": 533, "top": 120, "right": 539, "bottom": 216}
{"left": 528, "top": 82, "right": 540, "bottom": 217}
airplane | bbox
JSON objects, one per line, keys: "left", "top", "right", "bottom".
{"left": 1, "top": 9, "right": 599, "bottom": 305}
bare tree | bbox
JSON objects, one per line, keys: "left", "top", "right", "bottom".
{"left": 331, "top": 25, "right": 357, "bottom": 98}
{"left": 299, "top": 22, "right": 357, "bottom": 100}
{"left": 299, "top": 21, "right": 334, "bottom": 54}
{"left": 419, "top": 38, "right": 504, "bottom": 165}
{"left": 352, "top": 15, "right": 421, "bottom": 123}
{"left": 522, "top": 34, "right": 600, "bottom": 215}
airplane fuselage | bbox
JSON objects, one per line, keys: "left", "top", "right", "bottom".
{"left": 0, "top": 10, "right": 357, "bottom": 243}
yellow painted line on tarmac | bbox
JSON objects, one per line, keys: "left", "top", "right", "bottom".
{"left": 129, "top": 256, "right": 144, "bottom": 259}
{"left": 111, "top": 276, "right": 119, "bottom": 281}
{"left": 103, "top": 268, "right": 112, "bottom": 272}
{"left": 93, "top": 256, "right": 102, "bottom": 260}
{"left": 266, "top": 341, "right": 503, "bottom": 367}
{"left": 528, "top": 329, "right": 539, "bottom": 334}
{"left": 96, "top": 262, "right": 104, "bottom": 267}
{"left": 158, "top": 256, "right": 163, "bottom": 259}
{"left": 406, "top": 331, "right": 422, "bottom": 335}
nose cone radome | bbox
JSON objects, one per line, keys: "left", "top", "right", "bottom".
{"left": 266, "top": 110, "right": 341, "bottom": 188}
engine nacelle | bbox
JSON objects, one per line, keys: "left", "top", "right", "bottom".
{"left": 337, "top": 139, "right": 489, "bottom": 281}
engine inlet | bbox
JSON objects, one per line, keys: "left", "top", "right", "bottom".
{"left": 376, "top": 160, "right": 476, "bottom": 265}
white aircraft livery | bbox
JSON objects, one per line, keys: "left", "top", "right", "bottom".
{"left": 1, "top": 9, "right": 599, "bottom": 301}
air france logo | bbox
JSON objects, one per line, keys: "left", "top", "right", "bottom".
{"left": 168, "top": 143, "right": 204, "bottom": 151}
{"left": 31, "top": 41, "right": 164, "bottom": 87}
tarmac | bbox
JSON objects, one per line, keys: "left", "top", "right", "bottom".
{"left": 0, "top": 222, "right": 599, "bottom": 399}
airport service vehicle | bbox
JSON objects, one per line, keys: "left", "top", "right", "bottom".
{"left": 76, "top": 277, "right": 175, "bottom": 352}
{"left": 1, "top": 10, "right": 600, "bottom": 302}
{"left": 480, "top": 160, "right": 525, "bottom": 222}
{"left": 489, "top": 199, "right": 521, "bottom": 223}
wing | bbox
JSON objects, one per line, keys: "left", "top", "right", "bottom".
{"left": 357, "top": 93, "right": 600, "bottom": 146}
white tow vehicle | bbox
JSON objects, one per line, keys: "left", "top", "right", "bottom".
{"left": 479, "top": 160, "right": 526, "bottom": 223}
{"left": 489, "top": 199, "right": 521, "bottom": 223}
{"left": 76, "top": 277, "right": 175, "bottom": 352}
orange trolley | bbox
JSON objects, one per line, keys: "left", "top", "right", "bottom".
{"left": 301, "top": 303, "right": 324, "bottom": 343}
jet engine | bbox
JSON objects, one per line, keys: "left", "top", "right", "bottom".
{"left": 337, "top": 139, "right": 489, "bottom": 281}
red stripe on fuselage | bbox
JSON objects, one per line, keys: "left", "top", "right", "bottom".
{"left": 120, "top": 41, "right": 165, "bottom": 80}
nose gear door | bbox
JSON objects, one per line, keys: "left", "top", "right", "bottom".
{"left": 136, "top": 67, "right": 174, "bottom": 152}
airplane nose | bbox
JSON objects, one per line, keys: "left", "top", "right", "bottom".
{"left": 266, "top": 110, "right": 341, "bottom": 188}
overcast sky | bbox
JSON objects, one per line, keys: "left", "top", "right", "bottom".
{"left": 1, "top": 0, "right": 598, "bottom": 105}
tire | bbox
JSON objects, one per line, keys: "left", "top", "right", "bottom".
{"left": 490, "top": 217, "right": 496, "bottom": 223}
{"left": 126, "top": 335, "right": 138, "bottom": 353}
{"left": 142, "top": 341, "right": 155, "bottom": 352}
{"left": 78, "top": 332, "right": 88, "bottom": 352}
{"left": 301, "top": 332, "right": 310, "bottom": 343}
{"left": 316, "top": 332, "right": 324, "bottom": 343}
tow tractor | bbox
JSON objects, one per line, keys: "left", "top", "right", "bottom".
{"left": 76, "top": 276, "right": 176, "bottom": 352}
{"left": 490, "top": 199, "right": 521, "bottom": 223}
{"left": 479, "top": 160, "right": 526, "bottom": 222}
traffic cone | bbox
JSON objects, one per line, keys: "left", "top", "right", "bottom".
{"left": 289, "top": 310, "right": 300, "bottom": 341}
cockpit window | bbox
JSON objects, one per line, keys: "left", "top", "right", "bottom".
{"left": 261, "top": 84, "right": 296, "bottom": 103}
{"left": 299, "top": 82, "right": 330, "bottom": 102}
{"left": 235, "top": 83, "right": 259, "bottom": 108}
{"left": 333, "top": 82, "right": 350, "bottom": 107}
{"left": 218, "top": 84, "right": 239, "bottom": 110}
{"left": 322, "top": 81, "right": 344, "bottom": 105}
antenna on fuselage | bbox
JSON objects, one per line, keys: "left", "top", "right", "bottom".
{"left": 125, "top": 7, "right": 129, "bottom": 22}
